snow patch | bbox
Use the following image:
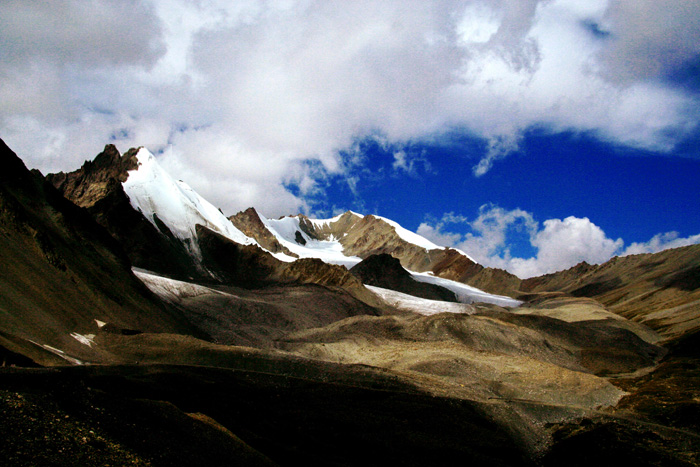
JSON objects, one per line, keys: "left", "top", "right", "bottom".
{"left": 367, "top": 285, "right": 477, "bottom": 316}
{"left": 94, "top": 319, "right": 107, "bottom": 328}
{"left": 70, "top": 332, "right": 96, "bottom": 347}
{"left": 259, "top": 212, "right": 363, "bottom": 268}
{"left": 133, "top": 268, "right": 232, "bottom": 302}
{"left": 29, "top": 340, "right": 84, "bottom": 365}
{"left": 307, "top": 211, "right": 363, "bottom": 227}
{"left": 411, "top": 272, "right": 522, "bottom": 307}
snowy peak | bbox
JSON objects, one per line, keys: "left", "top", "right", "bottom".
{"left": 122, "top": 148, "right": 256, "bottom": 259}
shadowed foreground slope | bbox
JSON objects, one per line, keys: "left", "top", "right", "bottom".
{"left": 0, "top": 364, "right": 528, "bottom": 467}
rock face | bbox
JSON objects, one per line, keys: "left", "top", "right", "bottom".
{"left": 350, "top": 253, "right": 458, "bottom": 302}
{"left": 47, "top": 145, "right": 138, "bottom": 208}
{"left": 229, "top": 207, "right": 297, "bottom": 258}
{"left": 197, "top": 225, "right": 381, "bottom": 306}
{"left": 48, "top": 145, "right": 201, "bottom": 279}
{"left": 0, "top": 138, "right": 196, "bottom": 365}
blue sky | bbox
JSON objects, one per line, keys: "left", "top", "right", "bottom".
{"left": 2, "top": 0, "right": 699, "bottom": 277}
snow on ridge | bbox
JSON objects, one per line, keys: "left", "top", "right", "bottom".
{"left": 366, "top": 285, "right": 477, "bottom": 316}
{"left": 122, "top": 148, "right": 256, "bottom": 259}
{"left": 411, "top": 272, "right": 521, "bottom": 308}
{"left": 307, "top": 210, "right": 364, "bottom": 227}
{"left": 373, "top": 215, "right": 443, "bottom": 252}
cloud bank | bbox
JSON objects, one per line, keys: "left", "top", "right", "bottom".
{"left": 2, "top": 0, "right": 699, "bottom": 217}
{"left": 418, "top": 206, "right": 700, "bottom": 278}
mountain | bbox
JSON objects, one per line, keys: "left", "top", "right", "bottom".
{"left": 0, "top": 139, "right": 197, "bottom": 366}
{"left": 230, "top": 207, "right": 523, "bottom": 296}
{"left": 3, "top": 139, "right": 700, "bottom": 465}
{"left": 521, "top": 244, "right": 700, "bottom": 341}
{"left": 50, "top": 146, "right": 519, "bottom": 307}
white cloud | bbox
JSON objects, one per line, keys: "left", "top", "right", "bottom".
{"left": 0, "top": 0, "right": 164, "bottom": 68}
{"left": 623, "top": 232, "right": 700, "bottom": 256}
{"left": 511, "top": 216, "right": 623, "bottom": 278}
{"left": 1, "top": 0, "right": 699, "bottom": 215}
{"left": 417, "top": 205, "right": 699, "bottom": 279}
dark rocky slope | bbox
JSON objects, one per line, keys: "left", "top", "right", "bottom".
{"left": 350, "top": 253, "right": 458, "bottom": 302}
{"left": 0, "top": 364, "right": 529, "bottom": 467}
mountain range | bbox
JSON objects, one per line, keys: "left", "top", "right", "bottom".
{"left": 1, "top": 139, "right": 699, "bottom": 466}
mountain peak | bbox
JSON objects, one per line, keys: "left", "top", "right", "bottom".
{"left": 121, "top": 147, "right": 256, "bottom": 260}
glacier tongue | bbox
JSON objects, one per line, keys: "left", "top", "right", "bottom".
{"left": 122, "top": 148, "right": 256, "bottom": 259}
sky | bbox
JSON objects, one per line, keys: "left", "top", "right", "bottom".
{"left": 1, "top": 0, "right": 700, "bottom": 278}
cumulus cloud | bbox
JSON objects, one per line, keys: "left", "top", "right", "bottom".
{"left": 513, "top": 216, "right": 623, "bottom": 278}
{"left": 418, "top": 205, "right": 700, "bottom": 279}
{"left": 1, "top": 0, "right": 699, "bottom": 216}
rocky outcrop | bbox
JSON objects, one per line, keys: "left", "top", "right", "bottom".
{"left": 350, "top": 253, "right": 458, "bottom": 302}
{"left": 47, "top": 145, "right": 138, "bottom": 208}
{"left": 196, "top": 225, "right": 281, "bottom": 287}
{"left": 229, "top": 207, "right": 297, "bottom": 257}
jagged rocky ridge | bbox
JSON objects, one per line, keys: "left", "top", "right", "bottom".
{"left": 1, "top": 139, "right": 699, "bottom": 465}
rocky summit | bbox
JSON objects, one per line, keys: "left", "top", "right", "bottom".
{"left": 1, "top": 139, "right": 699, "bottom": 466}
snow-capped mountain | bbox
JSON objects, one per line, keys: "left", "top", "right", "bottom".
{"left": 231, "top": 208, "right": 521, "bottom": 297}
{"left": 240, "top": 209, "right": 520, "bottom": 306}
{"left": 122, "top": 148, "right": 256, "bottom": 260}
{"left": 4, "top": 138, "right": 699, "bottom": 465}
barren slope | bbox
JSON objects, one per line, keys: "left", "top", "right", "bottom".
{"left": 521, "top": 245, "right": 700, "bottom": 341}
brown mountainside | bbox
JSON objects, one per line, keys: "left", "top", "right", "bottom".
{"left": 521, "top": 244, "right": 700, "bottom": 341}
